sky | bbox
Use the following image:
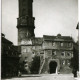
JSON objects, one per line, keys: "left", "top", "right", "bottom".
{"left": 2, "top": 0, "right": 78, "bottom": 45}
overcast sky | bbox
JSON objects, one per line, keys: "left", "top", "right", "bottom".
{"left": 2, "top": 0, "right": 78, "bottom": 45}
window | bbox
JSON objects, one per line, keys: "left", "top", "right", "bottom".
{"left": 62, "top": 60, "right": 65, "bottom": 65}
{"left": 52, "top": 42, "right": 55, "bottom": 46}
{"left": 60, "top": 42, "right": 63, "bottom": 46}
{"left": 68, "top": 62, "right": 70, "bottom": 65}
{"left": 40, "top": 53, "right": 44, "bottom": 54}
{"left": 25, "top": 57, "right": 27, "bottom": 59}
{"left": 61, "top": 52, "right": 65, "bottom": 56}
{"left": 67, "top": 52, "right": 71, "bottom": 56}
{"left": 52, "top": 51, "right": 56, "bottom": 56}
{"left": 68, "top": 42, "right": 72, "bottom": 47}
{"left": 67, "top": 60, "right": 70, "bottom": 65}
{"left": 32, "top": 52, "right": 35, "bottom": 54}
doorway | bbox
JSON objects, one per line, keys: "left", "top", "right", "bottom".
{"left": 49, "top": 61, "right": 57, "bottom": 74}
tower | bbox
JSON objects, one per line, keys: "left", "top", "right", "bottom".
{"left": 17, "top": 0, "right": 35, "bottom": 45}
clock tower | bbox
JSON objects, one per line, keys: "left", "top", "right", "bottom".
{"left": 17, "top": 0, "right": 35, "bottom": 45}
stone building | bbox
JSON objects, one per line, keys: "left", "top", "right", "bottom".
{"left": 1, "top": 33, "right": 21, "bottom": 78}
{"left": 17, "top": 0, "right": 73, "bottom": 74}
{"left": 39, "top": 34, "right": 73, "bottom": 74}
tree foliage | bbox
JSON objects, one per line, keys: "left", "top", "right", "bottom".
{"left": 71, "top": 42, "right": 79, "bottom": 71}
{"left": 30, "top": 55, "right": 40, "bottom": 74}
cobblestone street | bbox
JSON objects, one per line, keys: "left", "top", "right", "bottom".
{"left": 2, "top": 74, "right": 80, "bottom": 80}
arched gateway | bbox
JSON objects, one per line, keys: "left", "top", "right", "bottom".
{"left": 49, "top": 61, "right": 57, "bottom": 74}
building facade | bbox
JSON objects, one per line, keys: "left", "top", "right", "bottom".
{"left": 17, "top": 0, "right": 73, "bottom": 74}
{"left": 39, "top": 34, "right": 73, "bottom": 74}
{"left": 1, "top": 33, "right": 21, "bottom": 78}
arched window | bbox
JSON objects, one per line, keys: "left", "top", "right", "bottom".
{"left": 61, "top": 52, "right": 65, "bottom": 56}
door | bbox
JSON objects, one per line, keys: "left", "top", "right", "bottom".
{"left": 49, "top": 61, "right": 57, "bottom": 74}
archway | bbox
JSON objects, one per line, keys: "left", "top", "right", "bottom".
{"left": 49, "top": 61, "right": 57, "bottom": 74}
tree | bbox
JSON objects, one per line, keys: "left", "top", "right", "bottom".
{"left": 71, "top": 42, "right": 79, "bottom": 72}
{"left": 30, "top": 55, "right": 40, "bottom": 74}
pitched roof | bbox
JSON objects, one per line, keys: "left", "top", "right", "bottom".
{"left": 2, "top": 37, "right": 13, "bottom": 44}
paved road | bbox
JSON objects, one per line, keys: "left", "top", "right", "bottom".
{"left": 1, "top": 74, "right": 80, "bottom": 80}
